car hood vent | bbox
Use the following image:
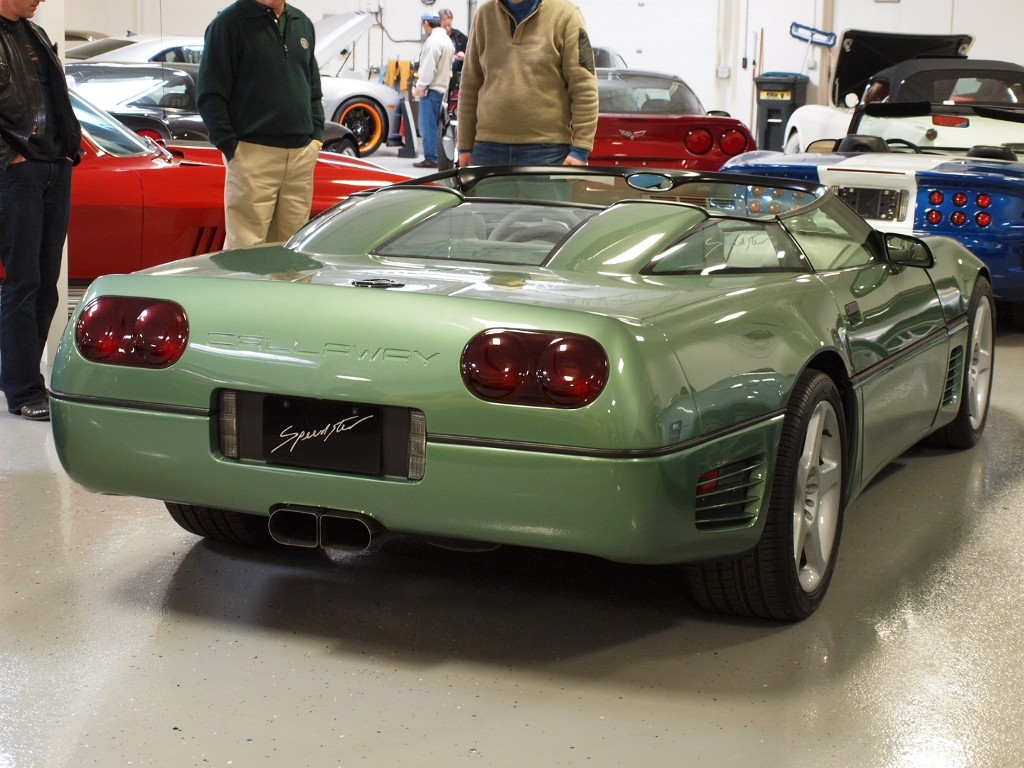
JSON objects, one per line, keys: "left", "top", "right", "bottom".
{"left": 352, "top": 278, "right": 405, "bottom": 289}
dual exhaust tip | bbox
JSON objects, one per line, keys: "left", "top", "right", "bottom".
{"left": 268, "top": 507, "right": 384, "bottom": 554}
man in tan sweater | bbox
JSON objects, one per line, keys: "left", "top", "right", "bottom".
{"left": 456, "top": 0, "right": 598, "bottom": 167}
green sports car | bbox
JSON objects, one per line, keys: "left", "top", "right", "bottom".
{"left": 50, "top": 166, "right": 994, "bottom": 621}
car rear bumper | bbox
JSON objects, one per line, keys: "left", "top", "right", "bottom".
{"left": 51, "top": 397, "right": 783, "bottom": 564}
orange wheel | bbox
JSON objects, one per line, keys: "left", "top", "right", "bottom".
{"left": 335, "top": 98, "right": 386, "bottom": 156}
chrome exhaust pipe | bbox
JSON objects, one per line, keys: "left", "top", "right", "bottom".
{"left": 268, "top": 507, "right": 319, "bottom": 548}
{"left": 268, "top": 507, "right": 384, "bottom": 553}
{"left": 319, "top": 512, "right": 382, "bottom": 554}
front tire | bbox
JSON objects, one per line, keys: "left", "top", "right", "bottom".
{"left": 333, "top": 98, "right": 386, "bottom": 156}
{"left": 929, "top": 277, "right": 994, "bottom": 449}
{"left": 687, "top": 371, "right": 846, "bottom": 620}
{"left": 165, "top": 502, "right": 272, "bottom": 547}
{"left": 323, "top": 136, "right": 359, "bottom": 157}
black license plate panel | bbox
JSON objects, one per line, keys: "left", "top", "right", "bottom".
{"left": 262, "top": 395, "right": 383, "bottom": 475}
{"left": 837, "top": 186, "right": 900, "bottom": 221}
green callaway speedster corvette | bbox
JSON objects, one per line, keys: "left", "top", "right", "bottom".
{"left": 50, "top": 166, "right": 993, "bottom": 621}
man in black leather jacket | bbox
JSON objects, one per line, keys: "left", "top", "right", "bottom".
{"left": 0, "top": 0, "right": 81, "bottom": 421}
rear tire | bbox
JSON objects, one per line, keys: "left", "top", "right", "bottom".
{"left": 165, "top": 502, "right": 272, "bottom": 547}
{"left": 929, "top": 277, "right": 994, "bottom": 449}
{"left": 687, "top": 371, "right": 846, "bottom": 620}
{"left": 333, "top": 98, "right": 386, "bottom": 156}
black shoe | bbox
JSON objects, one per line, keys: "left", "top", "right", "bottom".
{"left": 16, "top": 401, "right": 50, "bottom": 421}
{"left": 412, "top": 159, "right": 438, "bottom": 168}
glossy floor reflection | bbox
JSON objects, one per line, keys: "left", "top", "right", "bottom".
{"left": 2, "top": 326, "right": 1024, "bottom": 767}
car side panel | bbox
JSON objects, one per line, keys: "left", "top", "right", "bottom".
{"left": 815, "top": 265, "right": 950, "bottom": 483}
{"left": 69, "top": 146, "right": 145, "bottom": 278}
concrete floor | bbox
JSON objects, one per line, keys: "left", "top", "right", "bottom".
{"left": 3, "top": 152, "right": 1024, "bottom": 766}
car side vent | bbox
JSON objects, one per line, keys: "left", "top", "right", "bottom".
{"left": 191, "top": 226, "right": 226, "bottom": 256}
{"left": 694, "top": 455, "right": 767, "bottom": 531}
{"left": 943, "top": 345, "right": 965, "bottom": 407}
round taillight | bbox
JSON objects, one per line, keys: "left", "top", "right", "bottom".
{"left": 536, "top": 336, "right": 608, "bottom": 406}
{"left": 461, "top": 330, "right": 608, "bottom": 408}
{"left": 976, "top": 212, "right": 992, "bottom": 227}
{"left": 684, "top": 128, "right": 714, "bottom": 155}
{"left": 950, "top": 211, "right": 967, "bottom": 226}
{"left": 952, "top": 192, "right": 968, "bottom": 207}
{"left": 76, "top": 296, "right": 188, "bottom": 367}
{"left": 748, "top": 199, "right": 763, "bottom": 214}
{"left": 929, "top": 190, "right": 945, "bottom": 205}
{"left": 135, "top": 129, "right": 164, "bottom": 143}
{"left": 976, "top": 193, "right": 992, "bottom": 208}
{"left": 719, "top": 129, "right": 749, "bottom": 156}
{"left": 926, "top": 209, "right": 943, "bottom": 225}
{"left": 460, "top": 331, "right": 530, "bottom": 398}
{"left": 751, "top": 186, "right": 766, "bottom": 196}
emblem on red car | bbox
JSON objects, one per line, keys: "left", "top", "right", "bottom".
{"left": 619, "top": 130, "right": 647, "bottom": 141}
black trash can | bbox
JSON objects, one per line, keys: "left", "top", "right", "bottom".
{"left": 753, "top": 72, "right": 810, "bottom": 151}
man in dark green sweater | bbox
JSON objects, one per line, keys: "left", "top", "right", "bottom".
{"left": 198, "top": 0, "right": 325, "bottom": 249}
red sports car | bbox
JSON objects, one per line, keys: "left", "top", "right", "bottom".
{"left": 63, "top": 92, "right": 410, "bottom": 282}
{"left": 591, "top": 69, "right": 756, "bottom": 171}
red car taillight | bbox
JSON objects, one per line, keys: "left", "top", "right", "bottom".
{"left": 924, "top": 189, "right": 995, "bottom": 229}
{"left": 719, "top": 128, "right": 751, "bottom": 156}
{"left": 684, "top": 128, "right": 714, "bottom": 155}
{"left": 135, "top": 129, "right": 165, "bottom": 144}
{"left": 461, "top": 329, "right": 608, "bottom": 408}
{"left": 75, "top": 297, "right": 189, "bottom": 367}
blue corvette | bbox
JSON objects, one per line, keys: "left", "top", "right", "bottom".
{"left": 723, "top": 102, "right": 1024, "bottom": 325}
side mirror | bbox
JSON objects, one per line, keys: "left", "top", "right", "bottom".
{"left": 885, "top": 233, "right": 934, "bottom": 268}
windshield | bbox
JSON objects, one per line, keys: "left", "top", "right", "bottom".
{"left": 70, "top": 70, "right": 194, "bottom": 112}
{"left": 852, "top": 106, "right": 1024, "bottom": 154}
{"left": 65, "top": 38, "right": 135, "bottom": 60}
{"left": 597, "top": 73, "right": 704, "bottom": 115}
{"left": 70, "top": 91, "right": 155, "bottom": 157}
{"left": 376, "top": 202, "right": 598, "bottom": 266}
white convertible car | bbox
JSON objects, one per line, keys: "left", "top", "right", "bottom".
{"left": 782, "top": 29, "right": 975, "bottom": 153}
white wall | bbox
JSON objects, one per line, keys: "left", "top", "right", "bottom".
{"left": 61, "top": 0, "right": 1024, "bottom": 130}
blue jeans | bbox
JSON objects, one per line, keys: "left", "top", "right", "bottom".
{"left": 418, "top": 89, "right": 444, "bottom": 163}
{"left": 471, "top": 141, "right": 571, "bottom": 166}
{"left": 0, "top": 158, "right": 73, "bottom": 412}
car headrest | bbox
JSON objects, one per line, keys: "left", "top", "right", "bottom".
{"left": 837, "top": 134, "right": 890, "bottom": 153}
{"left": 966, "top": 144, "right": 1018, "bottom": 161}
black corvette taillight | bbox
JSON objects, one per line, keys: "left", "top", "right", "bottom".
{"left": 75, "top": 296, "right": 188, "bottom": 367}
{"left": 461, "top": 329, "right": 608, "bottom": 408}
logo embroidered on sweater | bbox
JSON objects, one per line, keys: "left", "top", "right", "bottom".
{"left": 300, "top": 38, "right": 309, "bottom": 49}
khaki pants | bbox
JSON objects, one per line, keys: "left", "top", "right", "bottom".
{"left": 223, "top": 140, "right": 319, "bottom": 250}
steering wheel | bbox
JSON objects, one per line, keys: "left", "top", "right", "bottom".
{"left": 489, "top": 208, "right": 579, "bottom": 241}
{"left": 885, "top": 137, "right": 922, "bottom": 153}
